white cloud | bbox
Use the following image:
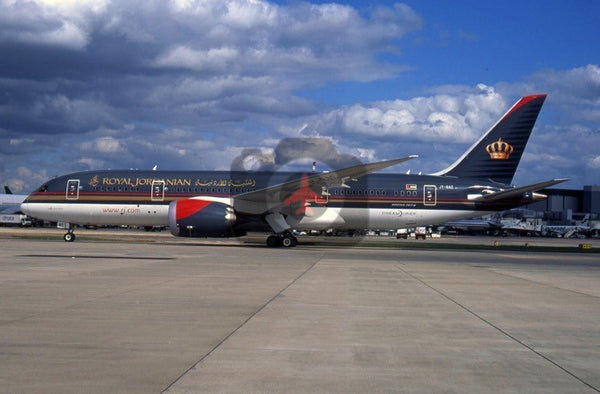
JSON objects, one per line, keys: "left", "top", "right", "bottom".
{"left": 522, "top": 65, "right": 600, "bottom": 123}
{"left": 19, "top": 21, "right": 88, "bottom": 49}
{"left": 521, "top": 152, "right": 573, "bottom": 167}
{"left": 80, "top": 136, "right": 123, "bottom": 154}
{"left": 222, "top": 0, "right": 277, "bottom": 28}
{"left": 13, "top": 166, "right": 49, "bottom": 192}
{"left": 533, "top": 64, "right": 600, "bottom": 98}
{"left": 335, "top": 85, "right": 504, "bottom": 143}
{"left": 9, "top": 138, "right": 34, "bottom": 145}
{"left": 157, "top": 0, "right": 420, "bottom": 83}
{"left": 0, "top": 0, "right": 597, "bottom": 191}
{"left": 29, "top": 94, "right": 115, "bottom": 131}
{"left": 588, "top": 156, "right": 600, "bottom": 169}
{"left": 154, "top": 46, "right": 239, "bottom": 71}
{"left": 7, "top": 178, "right": 25, "bottom": 192}
{"left": 355, "top": 148, "right": 376, "bottom": 161}
{"left": 31, "top": 0, "right": 109, "bottom": 17}
{"left": 95, "top": 137, "right": 121, "bottom": 153}
{"left": 0, "top": 0, "right": 108, "bottom": 49}
{"left": 77, "top": 157, "right": 103, "bottom": 169}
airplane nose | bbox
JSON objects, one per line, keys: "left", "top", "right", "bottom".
{"left": 20, "top": 202, "right": 29, "bottom": 215}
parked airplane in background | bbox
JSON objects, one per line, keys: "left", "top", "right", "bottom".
{"left": 21, "top": 94, "right": 567, "bottom": 247}
{"left": 542, "top": 215, "right": 595, "bottom": 238}
{"left": 1, "top": 185, "right": 28, "bottom": 214}
{"left": 439, "top": 217, "right": 502, "bottom": 236}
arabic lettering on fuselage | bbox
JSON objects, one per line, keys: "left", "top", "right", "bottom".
{"left": 98, "top": 177, "right": 255, "bottom": 188}
{"left": 195, "top": 179, "right": 256, "bottom": 188}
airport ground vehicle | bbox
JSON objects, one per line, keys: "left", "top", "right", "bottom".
{"left": 0, "top": 214, "right": 32, "bottom": 227}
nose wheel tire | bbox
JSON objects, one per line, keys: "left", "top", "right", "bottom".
{"left": 64, "top": 232, "right": 76, "bottom": 242}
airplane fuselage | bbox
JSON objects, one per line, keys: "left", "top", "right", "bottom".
{"left": 21, "top": 169, "right": 537, "bottom": 232}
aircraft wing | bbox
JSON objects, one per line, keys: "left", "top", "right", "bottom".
{"left": 233, "top": 155, "right": 418, "bottom": 214}
{"left": 470, "top": 178, "right": 569, "bottom": 203}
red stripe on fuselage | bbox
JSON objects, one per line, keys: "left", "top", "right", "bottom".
{"left": 176, "top": 199, "right": 211, "bottom": 220}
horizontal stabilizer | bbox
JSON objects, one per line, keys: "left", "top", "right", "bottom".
{"left": 471, "top": 178, "right": 569, "bottom": 203}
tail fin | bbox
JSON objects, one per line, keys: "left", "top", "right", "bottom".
{"left": 433, "top": 94, "right": 547, "bottom": 184}
{"left": 4, "top": 186, "right": 13, "bottom": 194}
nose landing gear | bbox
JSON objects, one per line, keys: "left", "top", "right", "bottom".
{"left": 64, "top": 228, "right": 76, "bottom": 242}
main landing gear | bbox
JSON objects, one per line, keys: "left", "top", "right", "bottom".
{"left": 63, "top": 228, "right": 76, "bottom": 242}
{"left": 266, "top": 231, "right": 298, "bottom": 248}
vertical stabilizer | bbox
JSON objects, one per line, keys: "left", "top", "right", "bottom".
{"left": 433, "top": 94, "right": 547, "bottom": 184}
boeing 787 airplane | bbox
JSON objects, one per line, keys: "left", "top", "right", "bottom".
{"left": 21, "top": 94, "right": 567, "bottom": 247}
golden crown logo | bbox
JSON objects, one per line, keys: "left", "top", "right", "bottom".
{"left": 89, "top": 175, "right": 99, "bottom": 187}
{"left": 486, "top": 138, "right": 514, "bottom": 160}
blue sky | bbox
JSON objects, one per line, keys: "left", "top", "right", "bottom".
{"left": 1, "top": 0, "right": 599, "bottom": 192}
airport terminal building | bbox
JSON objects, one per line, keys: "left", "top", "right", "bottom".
{"left": 473, "top": 185, "right": 600, "bottom": 238}
{"left": 524, "top": 185, "right": 600, "bottom": 222}
{"left": 437, "top": 185, "right": 600, "bottom": 238}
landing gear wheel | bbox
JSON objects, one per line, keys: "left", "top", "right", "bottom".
{"left": 266, "top": 235, "right": 279, "bottom": 248}
{"left": 280, "top": 231, "right": 297, "bottom": 248}
{"left": 281, "top": 236, "right": 294, "bottom": 248}
{"left": 266, "top": 232, "right": 298, "bottom": 248}
{"left": 64, "top": 232, "right": 76, "bottom": 242}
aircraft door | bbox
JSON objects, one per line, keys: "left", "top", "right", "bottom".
{"left": 151, "top": 180, "right": 165, "bottom": 201}
{"left": 66, "top": 179, "right": 80, "bottom": 200}
{"left": 423, "top": 185, "right": 437, "bottom": 206}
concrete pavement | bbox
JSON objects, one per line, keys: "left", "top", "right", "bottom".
{"left": 0, "top": 237, "right": 598, "bottom": 393}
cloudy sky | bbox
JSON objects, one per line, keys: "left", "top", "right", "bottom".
{"left": 1, "top": 0, "right": 599, "bottom": 193}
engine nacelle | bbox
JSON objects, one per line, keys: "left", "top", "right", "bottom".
{"left": 168, "top": 199, "right": 240, "bottom": 237}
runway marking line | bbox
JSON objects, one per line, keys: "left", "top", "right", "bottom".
{"left": 394, "top": 264, "right": 600, "bottom": 393}
{"left": 19, "top": 254, "right": 174, "bottom": 261}
{"left": 161, "top": 254, "right": 324, "bottom": 393}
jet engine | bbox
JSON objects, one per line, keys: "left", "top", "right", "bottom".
{"left": 168, "top": 199, "right": 239, "bottom": 237}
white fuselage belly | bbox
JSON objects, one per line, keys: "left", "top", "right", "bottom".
{"left": 294, "top": 207, "right": 492, "bottom": 230}
{"left": 22, "top": 202, "right": 487, "bottom": 231}
{"left": 21, "top": 203, "right": 170, "bottom": 226}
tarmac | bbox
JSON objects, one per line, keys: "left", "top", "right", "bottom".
{"left": 0, "top": 229, "right": 599, "bottom": 393}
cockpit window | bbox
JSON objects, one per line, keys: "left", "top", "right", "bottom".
{"left": 38, "top": 184, "right": 48, "bottom": 192}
